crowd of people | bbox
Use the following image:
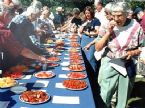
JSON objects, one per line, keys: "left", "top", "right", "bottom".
{"left": 0, "top": 0, "right": 145, "bottom": 108}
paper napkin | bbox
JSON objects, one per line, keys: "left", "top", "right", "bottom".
{"left": 60, "top": 62, "right": 70, "bottom": 67}
{"left": 55, "top": 83, "right": 65, "bottom": 89}
{"left": 62, "top": 67, "right": 70, "bottom": 71}
{"left": 22, "top": 75, "right": 32, "bottom": 79}
{"left": 64, "top": 53, "right": 69, "bottom": 56}
{"left": 19, "top": 83, "right": 27, "bottom": 86}
{"left": 64, "top": 57, "right": 70, "bottom": 60}
{"left": 65, "top": 42, "right": 70, "bottom": 45}
{"left": 33, "top": 80, "right": 49, "bottom": 88}
{"left": 52, "top": 96, "right": 80, "bottom": 104}
{"left": 58, "top": 74, "right": 68, "bottom": 78}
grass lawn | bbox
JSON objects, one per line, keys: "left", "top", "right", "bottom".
{"left": 127, "top": 77, "right": 145, "bottom": 108}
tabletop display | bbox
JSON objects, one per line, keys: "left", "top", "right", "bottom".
{"left": 0, "top": 32, "right": 96, "bottom": 108}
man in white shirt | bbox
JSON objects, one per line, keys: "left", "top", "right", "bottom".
{"left": 94, "top": 1, "right": 108, "bottom": 26}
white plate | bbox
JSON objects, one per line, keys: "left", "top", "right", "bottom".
{"left": 47, "top": 57, "right": 61, "bottom": 62}
{"left": 63, "top": 79, "right": 88, "bottom": 90}
{"left": 70, "top": 60, "right": 84, "bottom": 65}
{"left": 65, "top": 85, "right": 87, "bottom": 91}
{"left": 68, "top": 65, "right": 86, "bottom": 72}
{"left": 67, "top": 72, "right": 87, "bottom": 79}
{"left": 34, "top": 71, "right": 55, "bottom": 79}
{"left": 19, "top": 91, "right": 50, "bottom": 104}
{"left": 47, "top": 63, "right": 59, "bottom": 68}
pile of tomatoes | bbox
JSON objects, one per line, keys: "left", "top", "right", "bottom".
{"left": 67, "top": 72, "right": 87, "bottom": 79}
{"left": 20, "top": 90, "right": 49, "bottom": 104}
{"left": 3, "top": 71, "right": 23, "bottom": 79}
{"left": 69, "top": 64, "right": 85, "bottom": 71}
{"left": 63, "top": 79, "right": 87, "bottom": 90}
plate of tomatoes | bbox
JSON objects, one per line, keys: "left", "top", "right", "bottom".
{"left": 3, "top": 72, "right": 25, "bottom": 80}
{"left": 47, "top": 63, "right": 59, "bottom": 67}
{"left": 19, "top": 90, "right": 50, "bottom": 104}
{"left": 70, "top": 59, "right": 83, "bottom": 65}
{"left": 63, "top": 79, "right": 87, "bottom": 90}
{"left": 67, "top": 72, "right": 87, "bottom": 79}
{"left": 68, "top": 65, "right": 86, "bottom": 72}
{"left": 47, "top": 57, "right": 60, "bottom": 62}
{"left": 69, "top": 55, "right": 82, "bottom": 60}
{"left": 34, "top": 71, "right": 55, "bottom": 79}
{"left": 70, "top": 42, "right": 80, "bottom": 47}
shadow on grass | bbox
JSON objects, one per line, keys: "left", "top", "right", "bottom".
{"left": 128, "top": 81, "right": 145, "bottom": 108}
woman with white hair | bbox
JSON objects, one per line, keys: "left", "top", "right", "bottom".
{"left": 95, "top": 2, "right": 145, "bottom": 108}
{"left": 0, "top": 4, "right": 48, "bottom": 70}
{"left": 9, "top": 6, "right": 43, "bottom": 55}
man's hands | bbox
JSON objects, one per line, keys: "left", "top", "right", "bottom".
{"left": 38, "top": 56, "right": 48, "bottom": 63}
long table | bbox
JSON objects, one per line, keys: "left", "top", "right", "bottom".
{"left": 0, "top": 33, "right": 96, "bottom": 108}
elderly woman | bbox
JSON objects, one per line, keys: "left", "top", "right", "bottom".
{"left": 9, "top": 6, "right": 44, "bottom": 55}
{"left": 0, "top": 4, "right": 47, "bottom": 70}
{"left": 79, "top": 6, "right": 100, "bottom": 74}
{"left": 95, "top": 2, "right": 145, "bottom": 108}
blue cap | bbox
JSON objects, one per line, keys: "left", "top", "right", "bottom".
{"left": 134, "top": 7, "right": 143, "bottom": 15}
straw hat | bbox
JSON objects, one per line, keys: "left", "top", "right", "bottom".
{"left": 56, "top": 7, "right": 64, "bottom": 11}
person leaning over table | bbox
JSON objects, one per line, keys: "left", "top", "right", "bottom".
{"left": 60, "top": 12, "right": 73, "bottom": 32}
{"left": 71, "top": 8, "right": 82, "bottom": 27}
{"left": 0, "top": 5, "right": 48, "bottom": 70}
{"left": 38, "top": 9, "right": 55, "bottom": 38}
{"left": 9, "top": 6, "right": 44, "bottom": 55}
{"left": 95, "top": 2, "right": 145, "bottom": 108}
{"left": 78, "top": 6, "right": 100, "bottom": 74}
{"left": 68, "top": 8, "right": 82, "bottom": 33}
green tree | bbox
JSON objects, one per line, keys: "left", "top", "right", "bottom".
{"left": 129, "top": 1, "right": 145, "bottom": 10}
{"left": 20, "top": 0, "right": 94, "bottom": 12}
